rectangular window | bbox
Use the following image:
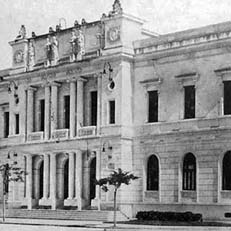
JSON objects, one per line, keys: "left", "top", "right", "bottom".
{"left": 148, "top": 90, "right": 158, "bottom": 123}
{"left": 15, "top": 113, "right": 19, "bottom": 134}
{"left": 184, "top": 85, "right": 195, "bottom": 119}
{"left": 109, "top": 100, "right": 115, "bottom": 124}
{"left": 224, "top": 81, "right": 231, "bottom": 115}
{"left": 39, "top": 99, "right": 45, "bottom": 131}
{"left": 4, "top": 111, "right": 9, "bottom": 138}
{"left": 90, "top": 91, "right": 97, "bottom": 126}
{"left": 64, "top": 95, "right": 70, "bottom": 129}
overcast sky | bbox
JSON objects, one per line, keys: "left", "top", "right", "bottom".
{"left": 0, "top": 0, "right": 231, "bottom": 69}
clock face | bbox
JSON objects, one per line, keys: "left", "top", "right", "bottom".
{"left": 108, "top": 27, "right": 120, "bottom": 42}
{"left": 14, "top": 50, "right": 24, "bottom": 64}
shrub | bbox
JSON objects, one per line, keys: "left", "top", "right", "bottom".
{"left": 136, "top": 211, "right": 202, "bottom": 222}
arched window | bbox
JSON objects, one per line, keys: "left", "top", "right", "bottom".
{"left": 183, "top": 153, "right": 196, "bottom": 191}
{"left": 222, "top": 151, "right": 231, "bottom": 190}
{"left": 147, "top": 155, "right": 159, "bottom": 191}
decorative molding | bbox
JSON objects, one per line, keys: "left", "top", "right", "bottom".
{"left": 135, "top": 30, "right": 231, "bottom": 55}
{"left": 175, "top": 72, "right": 199, "bottom": 87}
{"left": 140, "top": 78, "right": 163, "bottom": 91}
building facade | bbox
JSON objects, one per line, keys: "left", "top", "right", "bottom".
{"left": 1, "top": 0, "right": 231, "bottom": 220}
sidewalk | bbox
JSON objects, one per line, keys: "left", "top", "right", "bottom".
{"left": 1, "top": 218, "right": 231, "bottom": 230}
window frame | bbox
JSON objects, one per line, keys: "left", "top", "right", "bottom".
{"left": 146, "top": 154, "right": 159, "bottom": 191}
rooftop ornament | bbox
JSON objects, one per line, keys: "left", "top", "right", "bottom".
{"left": 15, "top": 25, "right": 26, "bottom": 40}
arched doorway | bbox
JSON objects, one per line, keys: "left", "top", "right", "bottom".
{"left": 39, "top": 161, "right": 44, "bottom": 199}
{"left": 90, "top": 157, "right": 96, "bottom": 201}
{"left": 64, "top": 159, "right": 69, "bottom": 199}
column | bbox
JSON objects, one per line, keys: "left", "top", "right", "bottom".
{"left": 76, "top": 79, "right": 84, "bottom": 135}
{"left": 96, "top": 150, "right": 101, "bottom": 210}
{"left": 68, "top": 152, "right": 75, "bottom": 199}
{"left": 50, "top": 153, "right": 57, "bottom": 210}
{"left": 44, "top": 85, "right": 51, "bottom": 140}
{"left": 27, "top": 87, "right": 36, "bottom": 134}
{"left": 70, "top": 81, "right": 76, "bottom": 138}
{"left": 19, "top": 87, "right": 27, "bottom": 140}
{"left": 50, "top": 83, "right": 59, "bottom": 134}
{"left": 43, "top": 154, "right": 49, "bottom": 199}
{"left": 97, "top": 75, "right": 102, "bottom": 134}
{"left": 26, "top": 154, "right": 33, "bottom": 209}
{"left": 75, "top": 150, "right": 83, "bottom": 210}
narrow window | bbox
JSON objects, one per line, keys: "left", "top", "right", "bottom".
{"left": 4, "top": 111, "right": 9, "bottom": 138}
{"left": 147, "top": 155, "right": 159, "bottom": 190}
{"left": 148, "top": 91, "right": 158, "bottom": 123}
{"left": 90, "top": 91, "right": 97, "bottom": 126}
{"left": 222, "top": 151, "right": 231, "bottom": 190}
{"left": 183, "top": 153, "right": 196, "bottom": 190}
{"left": 109, "top": 100, "right": 115, "bottom": 124}
{"left": 15, "top": 113, "right": 20, "bottom": 134}
{"left": 39, "top": 99, "right": 45, "bottom": 131}
{"left": 64, "top": 95, "right": 70, "bottom": 129}
{"left": 184, "top": 85, "right": 195, "bottom": 119}
{"left": 224, "top": 81, "right": 231, "bottom": 115}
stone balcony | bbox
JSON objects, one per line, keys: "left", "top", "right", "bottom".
{"left": 27, "top": 131, "right": 44, "bottom": 142}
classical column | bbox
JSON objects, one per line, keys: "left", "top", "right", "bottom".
{"left": 70, "top": 81, "right": 76, "bottom": 138}
{"left": 43, "top": 154, "right": 49, "bottom": 199}
{"left": 97, "top": 75, "right": 102, "bottom": 134}
{"left": 26, "top": 154, "right": 33, "bottom": 209}
{"left": 27, "top": 87, "right": 36, "bottom": 134}
{"left": 44, "top": 85, "right": 51, "bottom": 140}
{"left": 68, "top": 152, "right": 75, "bottom": 199}
{"left": 50, "top": 153, "right": 57, "bottom": 210}
{"left": 76, "top": 79, "right": 84, "bottom": 135}
{"left": 75, "top": 150, "right": 83, "bottom": 210}
{"left": 95, "top": 150, "right": 101, "bottom": 210}
{"left": 20, "top": 87, "right": 27, "bottom": 140}
{"left": 50, "top": 83, "right": 59, "bottom": 134}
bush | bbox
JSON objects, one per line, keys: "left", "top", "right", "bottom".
{"left": 136, "top": 211, "right": 202, "bottom": 222}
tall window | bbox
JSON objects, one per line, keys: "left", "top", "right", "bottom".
{"left": 4, "top": 111, "right": 9, "bottom": 138}
{"left": 224, "top": 81, "right": 231, "bottom": 115}
{"left": 184, "top": 85, "right": 195, "bottom": 119}
{"left": 109, "top": 100, "right": 115, "bottom": 124}
{"left": 147, "top": 155, "right": 159, "bottom": 191}
{"left": 183, "top": 153, "right": 196, "bottom": 190}
{"left": 90, "top": 91, "right": 97, "bottom": 126}
{"left": 64, "top": 95, "right": 70, "bottom": 129}
{"left": 222, "top": 151, "right": 231, "bottom": 190}
{"left": 148, "top": 90, "right": 158, "bottom": 123}
{"left": 39, "top": 99, "right": 45, "bottom": 131}
{"left": 15, "top": 113, "right": 20, "bottom": 134}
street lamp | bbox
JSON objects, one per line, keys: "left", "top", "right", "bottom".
{"left": 0, "top": 152, "right": 20, "bottom": 223}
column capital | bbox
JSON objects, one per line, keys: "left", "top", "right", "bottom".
{"left": 27, "top": 86, "right": 37, "bottom": 91}
{"left": 50, "top": 81, "right": 61, "bottom": 87}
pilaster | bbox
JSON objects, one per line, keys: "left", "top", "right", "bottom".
{"left": 44, "top": 85, "right": 51, "bottom": 140}
{"left": 70, "top": 81, "right": 76, "bottom": 138}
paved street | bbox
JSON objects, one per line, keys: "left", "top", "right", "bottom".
{"left": 1, "top": 221, "right": 231, "bottom": 231}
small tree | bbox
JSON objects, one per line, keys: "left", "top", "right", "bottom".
{"left": 0, "top": 161, "right": 26, "bottom": 222}
{"left": 96, "top": 168, "right": 138, "bottom": 228}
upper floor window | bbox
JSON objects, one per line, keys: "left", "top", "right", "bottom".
{"left": 64, "top": 95, "right": 70, "bottom": 129}
{"left": 39, "top": 99, "right": 45, "bottom": 131}
{"left": 223, "top": 81, "right": 231, "bottom": 115}
{"left": 184, "top": 85, "right": 195, "bottom": 119}
{"left": 148, "top": 90, "right": 158, "bottom": 123}
{"left": 15, "top": 113, "right": 20, "bottom": 134}
{"left": 183, "top": 153, "right": 196, "bottom": 191}
{"left": 90, "top": 91, "right": 97, "bottom": 126}
{"left": 147, "top": 155, "right": 159, "bottom": 191}
{"left": 222, "top": 151, "right": 231, "bottom": 190}
{"left": 4, "top": 111, "right": 9, "bottom": 138}
{"left": 109, "top": 100, "right": 115, "bottom": 124}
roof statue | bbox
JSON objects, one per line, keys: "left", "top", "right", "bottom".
{"left": 112, "top": 0, "right": 123, "bottom": 14}
{"left": 16, "top": 25, "right": 26, "bottom": 40}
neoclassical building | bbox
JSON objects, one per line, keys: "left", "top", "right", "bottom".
{"left": 1, "top": 0, "right": 231, "bottom": 221}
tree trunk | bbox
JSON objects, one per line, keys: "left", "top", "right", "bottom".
{"left": 113, "top": 188, "right": 117, "bottom": 228}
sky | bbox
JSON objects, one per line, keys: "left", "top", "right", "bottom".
{"left": 0, "top": 0, "right": 231, "bottom": 69}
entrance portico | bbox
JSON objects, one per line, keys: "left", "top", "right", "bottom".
{"left": 24, "top": 149, "right": 98, "bottom": 210}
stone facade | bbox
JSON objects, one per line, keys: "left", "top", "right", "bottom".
{"left": 1, "top": 0, "right": 231, "bottom": 221}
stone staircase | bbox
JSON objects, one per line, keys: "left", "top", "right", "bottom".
{"left": 2, "top": 208, "right": 129, "bottom": 222}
